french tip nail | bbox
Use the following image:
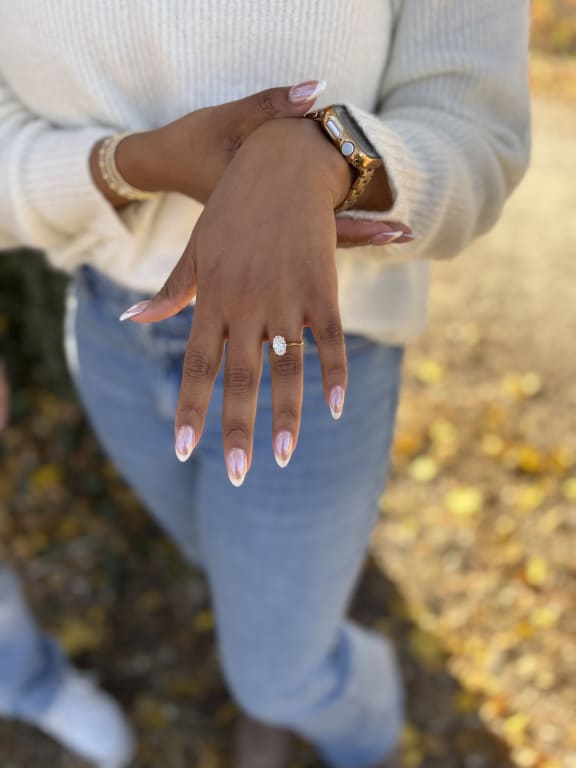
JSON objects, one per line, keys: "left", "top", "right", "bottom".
{"left": 227, "top": 448, "right": 248, "bottom": 487}
{"left": 329, "top": 385, "right": 345, "bottom": 420}
{"left": 289, "top": 78, "right": 328, "bottom": 104}
{"left": 369, "top": 231, "right": 405, "bottom": 244}
{"left": 175, "top": 425, "right": 196, "bottom": 462}
{"left": 274, "top": 431, "right": 294, "bottom": 468}
{"left": 119, "top": 300, "right": 151, "bottom": 321}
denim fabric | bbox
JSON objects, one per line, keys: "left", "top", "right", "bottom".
{"left": 0, "top": 567, "right": 66, "bottom": 719}
{"left": 64, "top": 265, "right": 407, "bottom": 767}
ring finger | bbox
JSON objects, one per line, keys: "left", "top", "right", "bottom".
{"left": 267, "top": 324, "right": 305, "bottom": 468}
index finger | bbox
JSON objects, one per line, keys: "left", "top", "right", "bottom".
{"left": 174, "top": 311, "right": 225, "bottom": 462}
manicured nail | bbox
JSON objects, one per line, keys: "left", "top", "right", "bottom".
{"left": 329, "top": 386, "right": 345, "bottom": 420}
{"left": 119, "top": 300, "right": 151, "bottom": 321}
{"left": 175, "top": 425, "right": 196, "bottom": 462}
{"left": 274, "top": 431, "right": 294, "bottom": 468}
{"left": 369, "top": 231, "right": 406, "bottom": 245}
{"left": 289, "top": 79, "right": 327, "bottom": 104}
{"left": 227, "top": 448, "right": 248, "bottom": 487}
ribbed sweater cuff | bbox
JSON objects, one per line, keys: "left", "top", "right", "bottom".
{"left": 21, "top": 126, "right": 114, "bottom": 241}
{"left": 342, "top": 104, "right": 423, "bottom": 232}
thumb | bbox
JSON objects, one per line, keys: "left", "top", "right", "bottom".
{"left": 120, "top": 240, "right": 198, "bottom": 324}
{"left": 235, "top": 79, "right": 327, "bottom": 133}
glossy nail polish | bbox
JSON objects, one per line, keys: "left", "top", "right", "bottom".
{"left": 227, "top": 448, "right": 248, "bottom": 487}
{"left": 369, "top": 231, "right": 406, "bottom": 245}
{"left": 288, "top": 79, "right": 327, "bottom": 104}
{"left": 175, "top": 425, "right": 196, "bottom": 462}
{"left": 274, "top": 431, "right": 294, "bottom": 468}
{"left": 329, "top": 386, "right": 345, "bottom": 420}
{"left": 119, "top": 300, "right": 151, "bottom": 321}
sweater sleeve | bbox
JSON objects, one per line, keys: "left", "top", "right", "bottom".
{"left": 341, "top": 0, "right": 531, "bottom": 261}
{"left": 0, "top": 74, "right": 124, "bottom": 256}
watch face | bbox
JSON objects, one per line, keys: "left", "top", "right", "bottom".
{"left": 332, "top": 105, "right": 380, "bottom": 160}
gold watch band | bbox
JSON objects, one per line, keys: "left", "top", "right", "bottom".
{"left": 304, "top": 105, "right": 381, "bottom": 212}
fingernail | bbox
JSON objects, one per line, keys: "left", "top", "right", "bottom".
{"left": 289, "top": 79, "right": 327, "bottom": 104}
{"left": 369, "top": 231, "right": 406, "bottom": 245}
{"left": 329, "top": 386, "right": 345, "bottom": 420}
{"left": 175, "top": 425, "right": 196, "bottom": 462}
{"left": 227, "top": 448, "right": 248, "bottom": 487}
{"left": 119, "top": 300, "right": 151, "bottom": 321}
{"left": 274, "top": 431, "right": 294, "bottom": 468}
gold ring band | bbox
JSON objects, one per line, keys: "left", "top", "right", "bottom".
{"left": 270, "top": 335, "right": 304, "bottom": 356}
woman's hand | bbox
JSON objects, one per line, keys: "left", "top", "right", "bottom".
{"left": 93, "top": 82, "right": 325, "bottom": 206}
{"left": 122, "top": 117, "right": 355, "bottom": 485}
{"left": 89, "top": 81, "right": 413, "bottom": 245}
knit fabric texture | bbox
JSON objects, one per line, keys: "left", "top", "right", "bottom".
{"left": 0, "top": 0, "right": 531, "bottom": 343}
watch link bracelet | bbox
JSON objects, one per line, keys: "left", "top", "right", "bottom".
{"left": 304, "top": 104, "right": 383, "bottom": 212}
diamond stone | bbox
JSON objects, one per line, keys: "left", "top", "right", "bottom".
{"left": 272, "top": 335, "right": 287, "bottom": 356}
{"left": 341, "top": 140, "right": 355, "bottom": 157}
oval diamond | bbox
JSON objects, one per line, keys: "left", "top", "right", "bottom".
{"left": 272, "top": 335, "right": 287, "bottom": 356}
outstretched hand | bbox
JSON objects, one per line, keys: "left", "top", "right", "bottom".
{"left": 121, "top": 117, "right": 359, "bottom": 485}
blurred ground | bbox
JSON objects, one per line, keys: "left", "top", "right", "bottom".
{"left": 0, "top": 69, "right": 575, "bottom": 768}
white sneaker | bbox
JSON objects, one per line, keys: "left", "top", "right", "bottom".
{"left": 32, "top": 669, "right": 136, "bottom": 767}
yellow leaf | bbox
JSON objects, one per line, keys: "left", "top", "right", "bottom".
{"left": 134, "top": 696, "right": 169, "bottom": 731}
{"left": 516, "top": 483, "right": 547, "bottom": 511}
{"left": 524, "top": 556, "right": 548, "bottom": 587}
{"left": 408, "top": 456, "right": 439, "bottom": 483}
{"left": 517, "top": 445, "right": 544, "bottom": 474}
{"left": 31, "top": 464, "right": 62, "bottom": 489}
{"left": 393, "top": 431, "right": 424, "bottom": 459}
{"left": 454, "top": 689, "right": 481, "bottom": 714}
{"left": 562, "top": 477, "right": 576, "bottom": 500}
{"left": 408, "top": 628, "right": 447, "bottom": 668}
{"left": 429, "top": 419, "right": 457, "bottom": 445}
{"left": 512, "top": 747, "right": 540, "bottom": 767}
{"left": 503, "top": 712, "right": 530, "bottom": 745}
{"left": 501, "top": 372, "right": 543, "bottom": 398}
{"left": 194, "top": 609, "right": 215, "bottom": 633}
{"left": 56, "top": 618, "right": 105, "bottom": 655}
{"left": 415, "top": 358, "right": 445, "bottom": 385}
{"left": 531, "top": 604, "right": 562, "bottom": 628}
{"left": 444, "top": 486, "right": 483, "bottom": 517}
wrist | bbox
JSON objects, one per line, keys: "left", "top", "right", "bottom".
{"left": 114, "top": 130, "right": 165, "bottom": 192}
{"left": 245, "top": 118, "right": 355, "bottom": 209}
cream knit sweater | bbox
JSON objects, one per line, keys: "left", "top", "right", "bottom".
{"left": 0, "top": 0, "right": 531, "bottom": 344}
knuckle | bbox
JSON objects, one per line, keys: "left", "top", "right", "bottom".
{"left": 319, "top": 318, "right": 344, "bottom": 346}
{"left": 256, "top": 89, "right": 279, "bottom": 117}
{"left": 183, "top": 350, "right": 213, "bottom": 384}
{"left": 275, "top": 405, "right": 299, "bottom": 424}
{"left": 224, "top": 366, "right": 254, "bottom": 397}
{"left": 224, "top": 422, "right": 249, "bottom": 442}
{"left": 326, "top": 363, "right": 347, "bottom": 381}
{"left": 178, "top": 403, "right": 203, "bottom": 423}
{"left": 272, "top": 353, "right": 301, "bottom": 380}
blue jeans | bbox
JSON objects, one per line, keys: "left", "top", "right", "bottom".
{"left": 5, "top": 263, "right": 407, "bottom": 766}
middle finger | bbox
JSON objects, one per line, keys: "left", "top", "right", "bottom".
{"left": 222, "top": 330, "right": 264, "bottom": 487}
